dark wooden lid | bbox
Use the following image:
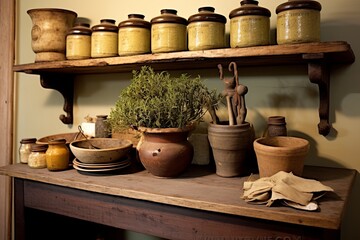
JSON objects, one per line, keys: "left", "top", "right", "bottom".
{"left": 229, "top": 0, "right": 271, "bottom": 18}
{"left": 118, "top": 14, "right": 151, "bottom": 29}
{"left": 20, "top": 138, "right": 37, "bottom": 144}
{"left": 92, "top": 19, "right": 118, "bottom": 32}
{"left": 67, "top": 22, "right": 92, "bottom": 36}
{"left": 151, "top": 9, "right": 187, "bottom": 25}
{"left": 48, "top": 138, "right": 67, "bottom": 145}
{"left": 31, "top": 144, "right": 48, "bottom": 152}
{"left": 188, "top": 7, "right": 227, "bottom": 24}
{"left": 276, "top": 0, "right": 322, "bottom": 14}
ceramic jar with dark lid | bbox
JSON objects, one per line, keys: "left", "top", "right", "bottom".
{"left": 46, "top": 138, "right": 70, "bottom": 171}
{"left": 118, "top": 14, "right": 151, "bottom": 56}
{"left": 66, "top": 22, "right": 92, "bottom": 60}
{"left": 150, "top": 9, "right": 187, "bottom": 53}
{"left": 276, "top": 0, "right": 322, "bottom": 44}
{"left": 187, "top": 7, "right": 227, "bottom": 51}
{"left": 19, "top": 138, "right": 37, "bottom": 164}
{"left": 91, "top": 19, "right": 118, "bottom": 58}
{"left": 229, "top": 0, "right": 271, "bottom": 48}
{"left": 28, "top": 144, "right": 48, "bottom": 169}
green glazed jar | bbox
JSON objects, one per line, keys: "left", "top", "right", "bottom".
{"left": 46, "top": 138, "right": 69, "bottom": 171}
{"left": 276, "top": 0, "right": 322, "bottom": 44}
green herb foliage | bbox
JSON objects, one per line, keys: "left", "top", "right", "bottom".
{"left": 109, "top": 66, "right": 220, "bottom": 130}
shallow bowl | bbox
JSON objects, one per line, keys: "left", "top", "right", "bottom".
{"left": 253, "top": 136, "right": 309, "bottom": 178}
{"left": 70, "top": 138, "right": 133, "bottom": 164}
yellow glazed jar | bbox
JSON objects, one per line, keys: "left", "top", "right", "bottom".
{"left": 66, "top": 23, "right": 92, "bottom": 60}
{"left": 229, "top": 0, "right": 271, "bottom": 48}
{"left": 91, "top": 19, "right": 118, "bottom": 58}
{"left": 46, "top": 138, "right": 70, "bottom": 171}
{"left": 28, "top": 144, "right": 48, "bottom": 169}
{"left": 118, "top": 14, "right": 151, "bottom": 56}
{"left": 187, "top": 7, "right": 227, "bottom": 51}
{"left": 151, "top": 9, "right": 187, "bottom": 53}
{"left": 276, "top": 0, "right": 322, "bottom": 44}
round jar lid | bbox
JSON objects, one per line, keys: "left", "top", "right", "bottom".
{"left": 68, "top": 22, "right": 92, "bottom": 36}
{"left": 118, "top": 14, "right": 151, "bottom": 29}
{"left": 20, "top": 138, "right": 37, "bottom": 144}
{"left": 229, "top": 0, "right": 271, "bottom": 18}
{"left": 92, "top": 19, "right": 118, "bottom": 32}
{"left": 48, "top": 138, "right": 67, "bottom": 145}
{"left": 151, "top": 9, "right": 187, "bottom": 25}
{"left": 188, "top": 7, "right": 227, "bottom": 24}
{"left": 276, "top": 0, "right": 322, "bottom": 14}
{"left": 31, "top": 144, "right": 48, "bottom": 152}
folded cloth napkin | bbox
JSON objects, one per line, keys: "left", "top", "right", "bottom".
{"left": 242, "top": 171, "right": 334, "bottom": 211}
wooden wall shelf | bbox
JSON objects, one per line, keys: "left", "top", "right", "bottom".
{"left": 13, "top": 41, "right": 355, "bottom": 135}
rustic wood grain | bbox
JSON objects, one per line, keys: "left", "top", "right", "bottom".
{"left": 1, "top": 164, "right": 356, "bottom": 231}
{"left": 13, "top": 41, "right": 355, "bottom": 74}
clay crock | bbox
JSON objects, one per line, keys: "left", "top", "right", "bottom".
{"left": 27, "top": 8, "right": 77, "bottom": 62}
{"left": 137, "top": 126, "right": 194, "bottom": 178}
{"left": 253, "top": 136, "right": 309, "bottom": 178}
{"left": 208, "top": 121, "right": 253, "bottom": 177}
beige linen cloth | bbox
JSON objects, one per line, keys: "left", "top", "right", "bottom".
{"left": 242, "top": 171, "right": 334, "bottom": 211}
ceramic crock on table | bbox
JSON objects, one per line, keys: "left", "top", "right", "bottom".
{"left": 27, "top": 8, "right": 77, "bottom": 62}
{"left": 66, "top": 22, "right": 92, "bottom": 60}
{"left": 187, "top": 7, "right": 227, "bottom": 51}
{"left": 91, "top": 19, "right": 118, "bottom": 58}
{"left": 276, "top": 0, "right": 322, "bottom": 44}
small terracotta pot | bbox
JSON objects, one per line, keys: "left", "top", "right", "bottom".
{"left": 254, "top": 136, "right": 309, "bottom": 178}
{"left": 208, "top": 122, "right": 253, "bottom": 177}
{"left": 137, "top": 126, "right": 194, "bottom": 178}
{"left": 28, "top": 8, "right": 77, "bottom": 62}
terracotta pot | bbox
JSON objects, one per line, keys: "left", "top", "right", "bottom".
{"left": 137, "top": 127, "right": 194, "bottom": 178}
{"left": 254, "top": 136, "right": 309, "bottom": 178}
{"left": 208, "top": 122, "right": 253, "bottom": 177}
{"left": 28, "top": 8, "right": 77, "bottom": 62}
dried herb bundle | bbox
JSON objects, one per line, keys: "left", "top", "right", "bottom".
{"left": 109, "top": 66, "right": 220, "bottom": 131}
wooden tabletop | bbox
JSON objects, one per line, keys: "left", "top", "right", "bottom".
{"left": 0, "top": 163, "right": 356, "bottom": 230}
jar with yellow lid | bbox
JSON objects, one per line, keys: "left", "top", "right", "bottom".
{"left": 66, "top": 22, "right": 92, "bottom": 60}
{"left": 28, "top": 144, "right": 48, "bottom": 169}
{"left": 19, "top": 138, "right": 37, "bottom": 164}
{"left": 229, "top": 0, "right": 271, "bottom": 48}
{"left": 46, "top": 138, "right": 70, "bottom": 171}
{"left": 118, "top": 14, "right": 151, "bottom": 56}
{"left": 91, "top": 19, "right": 118, "bottom": 58}
{"left": 150, "top": 9, "right": 187, "bottom": 53}
{"left": 276, "top": 0, "right": 322, "bottom": 44}
{"left": 187, "top": 7, "right": 227, "bottom": 51}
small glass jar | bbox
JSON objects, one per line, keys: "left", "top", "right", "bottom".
{"left": 150, "top": 9, "right": 188, "bottom": 53}
{"left": 66, "top": 22, "right": 92, "bottom": 60}
{"left": 91, "top": 19, "right": 118, "bottom": 58}
{"left": 276, "top": 0, "right": 322, "bottom": 44}
{"left": 46, "top": 138, "right": 70, "bottom": 171}
{"left": 28, "top": 144, "right": 48, "bottom": 169}
{"left": 19, "top": 138, "right": 37, "bottom": 164}
{"left": 118, "top": 14, "right": 151, "bottom": 56}
{"left": 229, "top": 0, "right": 271, "bottom": 48}
{"left": 95, "top": 115, "right": 111, "bottom": 138}
{"left": 267, "top": 116, "right": 287, "bottom": 137}
{"left": 187, "top": 7, "right": 227, "bottom": 51}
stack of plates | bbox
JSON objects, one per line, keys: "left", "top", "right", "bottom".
{"left": 72, "top": 158, "right": 131, "bottom": 175}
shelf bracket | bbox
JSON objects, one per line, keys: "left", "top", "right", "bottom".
{"left": 303, "top": 53, "right": 330, "bottom": 136}
{"left": 40, "top": 74, "right": 74, "bottom": 124}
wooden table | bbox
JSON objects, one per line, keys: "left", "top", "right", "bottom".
{"left": 0, "top": 163, "right": 356, "bottom": 240}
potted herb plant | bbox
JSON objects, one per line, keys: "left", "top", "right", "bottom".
{"left": 109, "top": 66, "right": 220, "bottom": 177}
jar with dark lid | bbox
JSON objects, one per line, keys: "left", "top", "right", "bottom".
{"left": 19, "top": 138, "right": 37, "bottom": 164}
{"left": 91, "top": 19, "right": 118, "bottom": 58}
{"left": 118, "top": 14, "right": 151, "bottom": 56}
{"left": 187, "top": 7, "right": 227, "bottom": 51}
{"left": 28, "top": 144, "right": 48, "bottom": 169}
{"left": 150, "top": 9, "right": 187, "bottom": 53}
{"left": 276, "top": 0, "right": 322, "bottom": 44}
{"left": 66, "top": 22, "right": 92, "bottom": 60}
{"left": 229, "top": 0, "right": 271, "bottom": 48}
{"left": 95, "top": 115, "right": 111, "bottom": 138}
{"left": 46, "top": 138, "right": 70, "bottom": 171}
{"left": 267, "top": 116, "right": 287, "bottom": 137}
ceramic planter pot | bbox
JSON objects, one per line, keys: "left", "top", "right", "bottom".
{"left": 254, "top": 136, "right": 309, "bottom": 178}
{"left": 28, "top": 8, "right": 77, "bottom": 62}
{"left": 137, "top": 126, "right": 194, "bottom": 178}
{"left": 208, "top": 121, "right": 254, "bottom": 177}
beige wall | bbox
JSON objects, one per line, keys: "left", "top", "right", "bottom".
{"left": 16, "top": 0, "right": 360, "bottom": 239}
